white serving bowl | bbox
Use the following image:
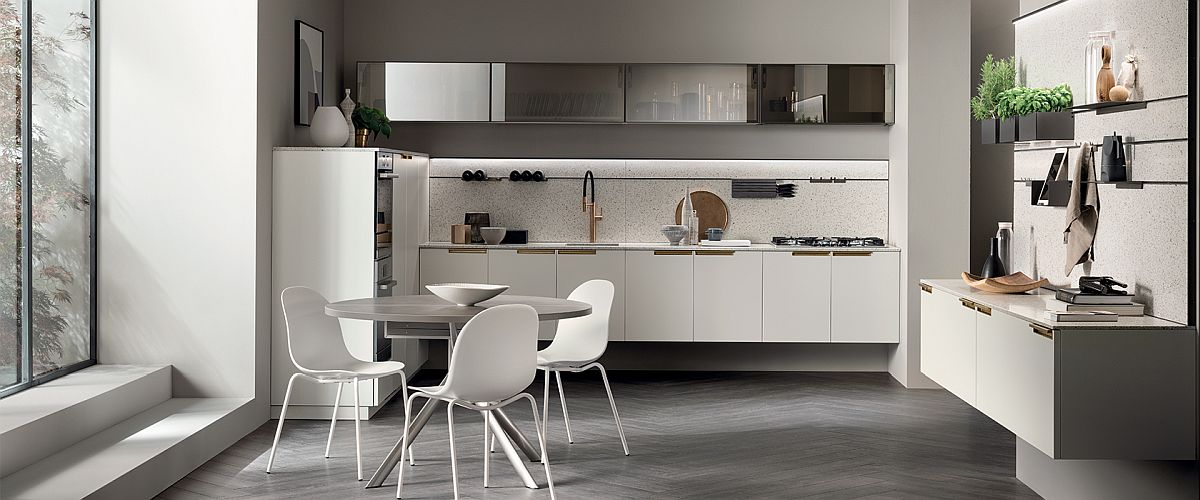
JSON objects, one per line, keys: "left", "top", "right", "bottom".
{"left": 661, "top": 224, "right": 688, "bottom": 245}
{"left": 425, "top": 283, "right": 510, "bottom": 306}
{"left": 480, "top": 227, "right": 507, "bottom": 245}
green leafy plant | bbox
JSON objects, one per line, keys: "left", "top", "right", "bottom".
{"left": 970, "top": 54, "right": 1017, "bottom": 120}
{"left": 994, "top": 84, "right": 1073, "bottom": 119}
{"left": 351, "top": 105, "right": 392, "bottom": 140}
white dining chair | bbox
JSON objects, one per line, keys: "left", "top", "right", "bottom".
{"left": 538, "top": 279, "right": 629, "bottom": 455}
{"left": 268, "top": 286, "right": 410, "bottom": 481}
{"left": 396, "top": 304, "right": 555, "bottom": 500}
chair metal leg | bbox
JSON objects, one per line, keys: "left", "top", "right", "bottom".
{"left": 396, "top": 393, "right": 418, "bottom": 499}
{"left": 400, "top": 374, "right": 415, "bottom": 466}
{"left": 325, "top": 381, "right": 344, "bottom": 458}
{"left": 267, "top": 373, "right": 300, "bottom": 473}
{"left": 542, "top": 369, "right": 551, "bottom": 438}
{"left": 524, "top": 395, "right": 557, "bottom": 500}
{"left": 595, "top": 363, "right": 630, "bottom": 455}
{"left": 447, "top": 403, "right": 460, "bottom": 499}
{"left": 482, "top": 410, "right": 491, "bottom": 488}
{"left": 353, "top": 377, "right": 363, "bottom": 481}
{"left": 554, "top": 371, "right": 574, "bottom": 443}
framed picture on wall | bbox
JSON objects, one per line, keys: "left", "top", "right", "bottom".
{"left": 295, "top": 20, "right": 324, "bottom": 126}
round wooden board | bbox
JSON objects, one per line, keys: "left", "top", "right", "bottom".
{"left": 675, "top": 190, "right": 730, "bottom": 233}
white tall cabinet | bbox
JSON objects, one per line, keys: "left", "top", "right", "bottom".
{"left": 272, "top": 147, "right": 429, "bottom": 420}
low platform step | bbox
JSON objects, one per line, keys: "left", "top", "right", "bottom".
{"left": 1, "top": 397, "right": 251, "bottom": 500}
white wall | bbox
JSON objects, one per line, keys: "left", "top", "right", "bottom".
{"left": 98, "top": 0, "right": 259, "bottom": 399}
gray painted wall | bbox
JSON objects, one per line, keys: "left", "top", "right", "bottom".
{"left": 970, "top": 0, "right": 1018, "bottom": 272}
{"left": 341, "top": 0, "right": 893, "bottom": 159}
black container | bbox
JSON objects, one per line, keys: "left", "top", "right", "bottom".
{"left": 1018, "top": 111, "right": 1074, "bottom": 142}
{"left": 500, "top": 230, "right": 528, "bottom": 244}
{"left": 998, "top": 117, "right": 1019, "bottom": 143}
{"left": 1101, "top": 133, "right": 1128, "bottom": 182}
{"left": 532, "top": 171, "right": 545, "bottom": 182}
{"left": 980, "top": 237, "right": 1008, "bottom": 278}
{"left": 472, "top": 170, "right": 488, "bottom": 181}
{"left": 464, "top": 212, "right": 490, "bottom": 244}
{"left": 980, "top": 118, "right": 999, "bottom": 144}
{"left": 509, "top": 170, "right": 522, "bottom": 181}
{"left": 461, "top": 170, "right": 474, "bottom": 181}
{"left": 520, "top": 170, "right": 533, "bottom": 181}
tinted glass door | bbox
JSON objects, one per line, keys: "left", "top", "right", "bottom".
{"left": 491, "top": 63, "right": 624, "bottom": 122}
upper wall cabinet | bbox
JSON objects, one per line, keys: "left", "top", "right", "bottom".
{"left": 759, "top": 64, "right": 894, "bottom": 124}
{"left": 625, "top": 64, "right": 757, "bottom": 123}
{"left": 357, "top": 62, "right": 491, "bottom": 122}
{"left": 490, "top": 63, "right": 625, "bottom": 122}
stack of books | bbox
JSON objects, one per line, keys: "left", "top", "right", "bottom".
{"left": 1046, "top": 288, "right": 1143, "bottom": 322}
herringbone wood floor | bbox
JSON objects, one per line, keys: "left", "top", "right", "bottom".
{"left": 159, "top": 372, "right": 1039, "bottom": 499}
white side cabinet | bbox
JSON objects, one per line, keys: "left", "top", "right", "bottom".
{"left": 488, "top": 249, "right": 559, "bottom": 339}
{"left": 976, "top": 306, "right": 1055, "bottom": 456}
{"left": 626, "top": 250, "right": 693, "bottom": 341}
{"left": 830, "top": 251, "right": 900, "bottom": 342}
{"left": 918, "top": 285, "right": 978, "bottom": 404}
{"left": 763, "top": 251, "right": 832, "bottom": 342}
{"left": 556, "top": 249, "right": 626, "bottom": 341}
{"left": 694, "top": 250, "right": 762, "bottom": 342}
{"left": 419, "top": 248, "right": 488, "bottom": 292}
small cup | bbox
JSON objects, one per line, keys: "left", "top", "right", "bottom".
{"left": 706, "top": 228, "right": 724, "bottom": 241}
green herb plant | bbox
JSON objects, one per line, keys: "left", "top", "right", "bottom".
{"left": 994, "top": 84, "right": 1073, "bottom": 119}
{"left": 351, "top": 105, "right": 392, "bottom": 140}
{"left": 970, "top": 54, "right": 1017, "bottom": 120}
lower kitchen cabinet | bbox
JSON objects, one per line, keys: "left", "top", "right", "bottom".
{"left": 418, "top": 248, "right": 488, "bottom": 293}
{"left": 975, "top": 306, "right": 1055, "bottom": 456}
{"left": 556, "top": 249, "right": 626, "bottom": 341}
{"left": 625, "top": 250, "right": 693, "bottom": 341}
{"left": 830, "top": 251, "right": 899, "bottom": 342}
{"left": 919, "top": 285, "right": 977, "bottom": 403}
{"left": 694, "top": 250, "right": 762, "bottom": 342}
{"left": 762, "top": 251, "right": 831, "bottom": 342}
{"left": 487, "top": 249, "right": 558, "bottom": 339}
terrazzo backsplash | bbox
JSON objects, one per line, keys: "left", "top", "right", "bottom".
{"left": 427, "top": 159, "right": 889, "bottom": 244}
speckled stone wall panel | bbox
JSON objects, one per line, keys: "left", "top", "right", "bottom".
{"left": 1014, "top": 139, "right": 1189, "bottom": 182}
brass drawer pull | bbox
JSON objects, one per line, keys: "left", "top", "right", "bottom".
{"left": 919, "top": 283, "right": 933, "bottom": 293}
{"left": 975, "top": 304, "right": 992, "bottom": 316}
{"left": 695, "top": 250, "right": 735, "bottom": 256}
{"left": 1030, "top": 324, "right": 1054, "bottom": 339}
{"left": 516, "top": 249, "right": 556, "bottom": 255}
{"left": 557, "top": 249, "right": 597, "bottom": 255}
{"left": 833, "top": 251, "right": 873, "bottom": 256}
{"left": 653, "top": 250, "right": 693, "bottom": 256}
{"left": 792, "top": 251, "right": 830, "bottom": 256}
{"left": 959, "top": 298, "right": 976, "bottom": 310}
{"left": 448, "top": 248, "right": 486, "bottom": 254}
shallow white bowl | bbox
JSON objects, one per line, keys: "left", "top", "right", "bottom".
{"left": 425, "top": 283, "right": 509, "bottom": 306}
{"left": 481, "top": 227, "right": 507, "bottom": 245}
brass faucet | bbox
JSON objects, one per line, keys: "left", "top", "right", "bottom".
{"left": 582, "top": 170, "right": 603, "bottom": 242}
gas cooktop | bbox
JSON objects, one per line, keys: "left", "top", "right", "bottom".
{"left": 771, "top": 236, "right": 886, "bottom": 247}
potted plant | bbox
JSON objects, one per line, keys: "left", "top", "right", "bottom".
{"left": 351, "top": 105, "right": 391, "bottom": 147}
{"left": 970, "top": 54, "right": 1016, "bottom": 144}
{"left": 995, "top": 84, "right": 1074, "bottom": 142}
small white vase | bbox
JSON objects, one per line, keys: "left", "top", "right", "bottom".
{"left": 338, "top": 89, "right": 356, "bottom": 147}
{"left": 310, "top": 106, "right": 349, "bottom": 147}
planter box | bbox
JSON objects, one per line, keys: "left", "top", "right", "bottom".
{"left": 999, "top": 117, "right": 1019, "bottom": 143}
{"left": 1018, "top": 111, "right": 1074, "bottom": 141}
{"left": 980, "top": 119, "right": 999, "bottom": 144}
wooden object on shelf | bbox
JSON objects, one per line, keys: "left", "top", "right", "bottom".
{"left": 674, "top": 190, "right": 730, "bottom": 233}
{"left": 961, "top": 271, "right": 1049, "bottom": 294}
{"left": 1096, "top": 45, "right": 1116, "bottom": 102}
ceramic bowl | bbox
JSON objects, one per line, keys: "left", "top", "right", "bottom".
{"left": 661, "top": 225, "right": 688, "bottom": 245}
{"left": 480, "top": 227, "right": 507, "bottom": 245}
{"left": 425, "top": 283, "right": 510, "bottom": 306}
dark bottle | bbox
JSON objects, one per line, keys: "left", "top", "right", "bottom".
{"left": 472, "top": 170, "right": 488, "bottom": 181}
{"left": 461, "top": 170, "right": 474, "bottom": 181}
{"left": 980, "top": 237, "right": 1008, "bottom": 278}
{"left": 532, "top": 170, "right": 545, "bottom": 182}
{"left": 520, "top": 170, "right": 533, "bottom": 181}
{"left": 509, "top": 170, "right": 522, "bottom": 181}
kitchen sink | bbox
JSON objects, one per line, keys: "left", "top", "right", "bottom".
{"left": 565, "top": 243, "right": 621, "bottom": 247}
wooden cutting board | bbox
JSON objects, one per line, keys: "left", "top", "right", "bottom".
{"left": 675, "top": 190, "right": 730, "bottom": 233}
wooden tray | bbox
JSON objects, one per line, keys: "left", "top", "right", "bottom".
{"left": 674, "top": 190, "right": 730, "bottom": 233}
{"left": 962, "top": 272, "right": 1049, "bottom": 294}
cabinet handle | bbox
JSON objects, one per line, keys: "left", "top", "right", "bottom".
{"left": 1030, "top": 324, "right": 1054, "bottom": 339}
{"left": 516, "top": 249, "right": 555, "bottom": 255}
{"left": 919, "top": 283, "right": 933, "bottom": 293}
{"left": 448, "top": 248, "right": 486, "bottom": 254}
{"left": 959, "top": 298, "right": 976, "bottom": 310}
{"left": 975, "top": 304, "right": 992, "bottom": 316}
{"left": 557, "top": 249, "right": 596, "bottom": 255}
{"left": 833, "top": 251, "right": 874, "bottom": 256}
{"left": 653, "top": 250, "right": 692, "bottom": 256}
{"left": 695, "top": 250, "right": 735, "bottom": 256}
{"left": 791, "top": 251, "right": 830, "bottom": 256}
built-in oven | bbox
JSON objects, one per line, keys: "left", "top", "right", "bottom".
{"left": 374, "top": 151, "right": 396, "bottom": 361}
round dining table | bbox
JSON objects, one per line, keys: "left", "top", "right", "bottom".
{"left": 325, "top": 294, "right": 592, "bottom": 490}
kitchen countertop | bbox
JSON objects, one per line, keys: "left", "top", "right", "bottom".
{"left": 922, "top": 279, "right": 1192, "bottom": 331}
{"left": 421, "top": 242, "right": 902, "bottom": 252}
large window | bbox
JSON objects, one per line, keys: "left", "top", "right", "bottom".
{"left": 1, "top": 0, "right": 95, "bottom": 397}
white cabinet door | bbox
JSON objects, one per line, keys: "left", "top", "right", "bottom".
{"left": 919, "top": 285, "right": 978, "bottom": 404}
{"left": 976, "top": 310, "right": 1055, "bottom": 457}
{"left": 626, "top": 250, "right": 693, "bottom": 341}
{"left": 556, "top": 250, "right": 626, "bottom": 341}
{"left": 694, "top": 250, "right": 762, "bottom": 342}
{"left": 419, "top": 248, "right": 489, "bottom": 293}
{"left": 830, "top": 251, "right": 900, "bottom": 342}
{"left": 488, "top": 249, "right": 559, "bottom": 339}
{"left": 762, "top": 251, "right": 831, "bottom": 342}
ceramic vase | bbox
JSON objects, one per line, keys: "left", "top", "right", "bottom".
{"left": 310, "top": 106, "right": 349, "bottom": 147}
{"left": 338, "top": 89, "right": 356, "bottom": 147}
{"left": 980, "top": 237, "right": 1008, "bottom": 278}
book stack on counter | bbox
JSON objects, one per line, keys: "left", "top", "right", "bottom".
{"left": 1044, "top": 288, "right": 1143, "bottom": 322}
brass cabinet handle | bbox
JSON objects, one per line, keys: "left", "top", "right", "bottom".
{"left": 975, "top": 304, "right": 992, "bottom": 316}
{"left": 695, "top": 250, "right": 735, "bottom": 256}
{"left": 653, "top": 250, "right": 693, "bottom": 256}
{"left": 792, "top": 251, "right": 831, "bottom": 256}
{"left": 516, "top": 249, "right": 555, "bottom": 255}
{"left": 1030, "top": 324, "right": 1054, "bottom": 339}
{"left": 919, "top": 283, "right": 933, "bottom": 294}
{"left": 833, "top": 251, "right": 874, "bottom": 256}
{"left": 959, "top": 298, "right": 976, "bottom": 310}
{"left": 448, "top": 248, "right": 486, "bottom": 254}
{"left": 557, "top": 249, "right": 597, "bottom": 255}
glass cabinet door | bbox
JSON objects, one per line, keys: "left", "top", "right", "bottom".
{"left": 760, "top": 64, "right": 895, "bottom": 124}
{"left": 625, "top": 64, "right": 756, "bottom": 123}
{"left": 491, "top": 63, "right": 624, "bottom": 122}
{"left": 356, "top": 62, "right": 491, "bottom": 121}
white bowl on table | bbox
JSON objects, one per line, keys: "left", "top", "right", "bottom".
{"left": 425, "top": 283, "right": 510, "bottom": 306}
